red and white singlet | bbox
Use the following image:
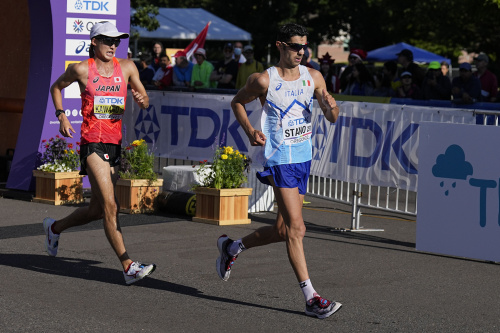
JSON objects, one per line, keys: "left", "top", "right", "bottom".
{"left": 80, "top": 57, "right": 127, "bottom": 145}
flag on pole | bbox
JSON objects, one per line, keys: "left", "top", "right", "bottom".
{"left": 183, "top": 21, "right": 211, "bottom": 60}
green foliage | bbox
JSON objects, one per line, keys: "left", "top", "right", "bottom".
{"left": 119, "top": 139, "right": 158, "bottom": 183}
{"left": 194, "top": 146, "right": 250, "bottom": 190}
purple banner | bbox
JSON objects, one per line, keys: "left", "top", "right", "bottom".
{"left": 8, "top": 0, "right": 130, "bottom": 191}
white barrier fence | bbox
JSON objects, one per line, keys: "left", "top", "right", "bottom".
{"left": 124, "top": 90, "right": 496, "bottom": 226}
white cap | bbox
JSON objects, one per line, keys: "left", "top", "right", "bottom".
{"left": 194, "top": 48, "right": 206, "bottom": 57}
{"left": 90, "top": 21, "right": 129, "bottom": 40}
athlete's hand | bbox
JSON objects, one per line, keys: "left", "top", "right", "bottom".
{"left": 132, "top": 89, "right": 147, "bottom": 109}
{"left": 248, "top": 129, "right": 266, "bottom": 146}
{"left": 58, "top": 115, "right": 76, "bottom": 138}
{"left": 322, "top": 89, "right": 337, "bottom": 110}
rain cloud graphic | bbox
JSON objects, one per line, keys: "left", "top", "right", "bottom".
{"left": 432, "top": 144, "right": 473, "bottom": 196}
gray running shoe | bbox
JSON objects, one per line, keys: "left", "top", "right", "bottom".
{"left": 216, "top": 235, "right": 237, "bottom": 281}
{"left": 43, "top": 217, "right": 59, "bottom": 257}
{"left": 123, "top": 262, "right": 156, "bottom": 285}
{"left": 305, "top": 294, "right": 342, "bottom": 319}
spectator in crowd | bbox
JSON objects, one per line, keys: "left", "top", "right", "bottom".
{"left": 339, "top": 48, "right": 367, "bottom": 92}
{"left": 191, "top": 48, "right": 214, "bottom": 89}
{"left": 319, "top": 52, "right": 340, "bottom": 94}
{"left": 474, "top": 53, "right": 498, "bottom": 102}
{"left": 233, "top": 41, "right": 247, "bottom": 66}
{"left": 172, "top": 50, "right": 193, "bottom": 88}
{"left": 138, "top": 53, "right": 155, "bottom": 86}
{"left": 235, "top": 45, "right": 264, "bottom": 89}
{"left": 211, "top": 42, "right": 239, "bottom": 89}
{"left": 342, "top": 62, "right": 374, "bottom": 96}
{"left": 306, "top": 47, "right": 320, "bottom": 70}
{"left": 397, "top": 49, "right": 425, "bottom": 87}
{"left": 301, "top": 48, "right": 315, "bottom": 68}
{"left": 397, "top": 71, "right": 421, "bottom": 99}
{"left": 373, "top": 60, "right": 399, "bottom": 97}
{"left": 441, "top": 61, "right": 450, "bottom": 78}
{"left": 452, "top": 62, "right": 481, "bottom": 104}
{"left": 151, "top": 41, "right": 164, "bottom": 71}
{"left": 421, "top": 61, "right": 451, "bottom": 100}
{"left": 152, "top": 54, "right": 173, "bottom": 90}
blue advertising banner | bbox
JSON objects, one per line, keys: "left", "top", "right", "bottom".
{"left": 7, "top": 0, "right": 130, "bottom": 191}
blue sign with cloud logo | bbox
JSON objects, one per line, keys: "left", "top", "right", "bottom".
{"left": 417, "top": 122, "right": 500, "bottom": 262}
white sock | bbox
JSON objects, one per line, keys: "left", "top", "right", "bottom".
{"left": 228, "top": 239, "right": 246, "bottom": 257}
{"left": 300, "top": 279, "right": 317, "bottom": 302}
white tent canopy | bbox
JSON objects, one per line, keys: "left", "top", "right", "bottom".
{"left": 131, "top": 8, "right": 252, "bottom": 41}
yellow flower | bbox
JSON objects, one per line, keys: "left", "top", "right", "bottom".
{"left": 70, "top": 150, "right": 74, "bottom": 154}
{"left": 221, "top": 154, "right": 228, "bottom": 160}
{"left": 64, "top": 150, "right": 67, "bottom": 154}
{"left": 224, "top": 146, "right": 234, "bottom": 155}
{"left": 132, "top": 139, "right": 143, "bottom": 146}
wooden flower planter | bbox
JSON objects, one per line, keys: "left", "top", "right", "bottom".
{"left": 32, "top": 170, "right": 84, "bottom": 205}
{"left": 193, "top": 187, "right": 253, "bottom": 225}
{"left": 115, "top": 178, "right": 163, "bottom": 214}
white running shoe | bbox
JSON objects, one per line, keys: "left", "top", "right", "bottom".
{"left": 216, "top": 234, "right": 237, "bottom": 281}
{"left": 43, "top": 217, "right": 59, "bottom": 257}
{"left": 123, "top": 262, "right": 156, "bottom": 285}
{"left": 305, "top": 294, "right": 342, "bottom": 319}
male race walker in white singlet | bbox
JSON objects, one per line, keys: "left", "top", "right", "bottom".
{"left": 215, "top": 23, "right": 342, "bottom": 319}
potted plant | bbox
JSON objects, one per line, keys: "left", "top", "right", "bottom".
{"left": 116, "top": 139, "right": 163, "bottom": 214}
{"left": 33, "top": 136, "right": 84, "bottom": 205}
{"left": 192, "top": 146, "right": 253, "bottom": 225}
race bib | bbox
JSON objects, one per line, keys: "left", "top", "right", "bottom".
{"left": 93, "top": 95, "right": 125, "bottom": 119}
{"left": 283, "top": 117, "right": 312, "bottom": 145}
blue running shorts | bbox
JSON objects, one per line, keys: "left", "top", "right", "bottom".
{"left": 256, "top": 160, "right": 311, "bottom": 195}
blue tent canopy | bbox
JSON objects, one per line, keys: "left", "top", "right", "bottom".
{"left": 366, "top": 42, "right": 450, "bottom": 64}
{"left": 131, "top": 8, "right": 252, "bottom": 41}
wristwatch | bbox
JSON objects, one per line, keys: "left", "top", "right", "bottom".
{"left": 55, "top": 109, "right": 65, "bottom": 118}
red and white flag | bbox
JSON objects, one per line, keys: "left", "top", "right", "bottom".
{"left": 184, "top": 21, "right": 211, "bottom": 60}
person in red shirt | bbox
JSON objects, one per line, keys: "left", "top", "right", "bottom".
{"left": 153, "top": 54, "right": 173, "bottom": 90}
{"left": 46, "top": 21, "right": 155, "bottom": 285}
{"left": 474, "top": 53, "right": 498, "bottom": 102}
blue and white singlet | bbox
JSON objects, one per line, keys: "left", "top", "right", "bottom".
{"left": 261, "top": 65, "right": 315, "bottom": 167}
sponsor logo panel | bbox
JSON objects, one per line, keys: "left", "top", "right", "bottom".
{"left": 66, "top": 18, "right": 116, "bottom": 35}
{"left": 65, "top": 39, "right": 91, "bottom": 57}
{"left": 66, "top": 0, "right": 117, "bottom": 15}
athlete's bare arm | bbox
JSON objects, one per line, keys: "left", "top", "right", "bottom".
{"left": 231, "top": 72, "right": 269, "bottom": 146}
{"left": 308, "top": 68, "right": 339, "bottom": 123}
{"left": 50, "top": 61, "right": 89, "bottom": 138}
{"left": 119, "top": 58, "right": 149, "bottom": 109}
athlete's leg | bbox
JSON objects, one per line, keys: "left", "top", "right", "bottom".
{"left": 82, "top": 153, "right": 132, "bottom": 270}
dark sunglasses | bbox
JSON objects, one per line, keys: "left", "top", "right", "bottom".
{"left": 97, "top": 37, "right": 121, "bottom": 47}
{"left": 281, "top": 41, "right": 308, "bottom": 52}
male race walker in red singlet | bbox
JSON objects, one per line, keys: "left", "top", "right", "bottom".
{"left": 215, "top": 23, "right": 342, "bottom": 319}
{"left": 45, "top": 22, "right": 155, "bottom": 285}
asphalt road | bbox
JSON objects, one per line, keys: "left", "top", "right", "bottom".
{"left": 1, "top": 194, "right": 499, "bottom": 332}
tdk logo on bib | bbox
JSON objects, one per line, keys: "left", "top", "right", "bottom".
{"left": 99, "top": 97, "right": 124, "bottom": 104}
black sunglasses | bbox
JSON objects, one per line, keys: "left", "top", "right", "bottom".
{"left": 281, "top": 41, "right": 308, "bottom": 52}
{"left": 97, "top": 37, "right": 121, "bottom": 47}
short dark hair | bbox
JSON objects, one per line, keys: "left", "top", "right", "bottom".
{"left": 277, "top": 23, "right": 308, "bottom": 42}
{"left": 160, "top": 54, "right": 170, "bottom": 61}
{"left": 384, "top": 60, "right": 398, "bottom": 75}
{"left": 140, "top": 53, "right": 152, "bottom": 65}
